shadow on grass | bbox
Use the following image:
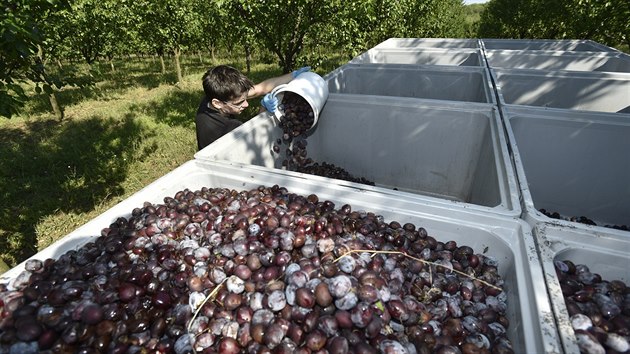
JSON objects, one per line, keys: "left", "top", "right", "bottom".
{"left": 129, "top": 88, "right": 201, "bottom": 128}
{"left": 0, "top": 115, "right": 156, "bottom": 266}
{"left": 25, "top": 58, "right": 283, "bottom": 120}
{"left": 25, "top": 70, "right": 183, "bottom": 117}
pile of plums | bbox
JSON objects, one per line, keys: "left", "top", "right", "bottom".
{"left": 277, "top": 92, "right": 315, "bottom": 139}
{"left": 273, "top": 93, "right": 376, "bottom": 186}
{"left": 297, "top": 162, "right": 375, "bottom": 186}
{"left": 554, "top": 260, "right": 630, "bottom": 353}
{"left": 0, "top": 186, "right": 514, "bottom": 353}
{"left": 539, "top": 209, "right": 629, "bottom": 231}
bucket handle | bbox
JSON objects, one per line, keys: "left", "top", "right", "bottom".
{"left": 268, "top": 84, "right": 288, "bottom": 124}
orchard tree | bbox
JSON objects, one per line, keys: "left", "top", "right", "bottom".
{"left": 358, "top": 0, "right": 408, "bottom": 48}
{"left": 1, "top": 0, "right": 41, "bottom": 117}
{"left": 307, "top": 0, "right": 467, "bottom": 63}
{"left": 478, "top": 0, "right": 628, "bottom": 50}
{"left": 304, "top": 1, "right": 371, "bottom": 60}
{"left": 62, "top": 0, "right": 140, "bottom": 71}
{"left": 65, "top": 0, "right": 115, "bottom": 66}
{"left": 68, "top": 0, "right": 138, "bottom": 71}
{"left": 132, "top": 0, "right": 170, "bottom": 74}
{"left": 165, "top": 0, "right": 203, "bottom": 83}
{"left": 0, "top": 0, "right": 72, "bottom": 119}
{"left": 196, "top": 0, "right": 230, "bottom": 65}
{"left": 408, "top": 0, "right": 466, "bottom": 38}
{"left": 567, "top": 0, "right": 629, "bottom": 49}
{"left": 478, "top": 0, "right": 535, "bottom": 38}
{"left": 134, "top": 0, "right": 203, "bottom": 82}
{"left": 346, "top": 0, "right": 411, "bottom": 49}
{"left": 226, "top": 0, "right": 343, "bottom": 73}
{"left": 462, "top": 3, "right": 487, "bottom": 38}
{"left": 101, "top": 1, "right": 138, "bottom": 72}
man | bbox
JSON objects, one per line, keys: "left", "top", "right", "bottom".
{"left": 195, "top": 65, "right": 310, "bottom": 151}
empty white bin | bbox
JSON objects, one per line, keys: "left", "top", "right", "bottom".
{"left": 503, "top": 106, "right": 630, "bottom": 234}
{"left": 326, "top": 64, "right": 495, "bottom": 104}
{"left": 374, "top": 38, "right": 480, "bottom": 49}
{"left": 350, "top": 48, "right": 484, "bottom": 66}
{"left": 486, "top": 50, "right": 630, "bottom": 73}
{"left": 482, "top": 39, "right": 618, "bottom": 52}
{"left": 492, "top": 69, "right": 630, "bottom": 113}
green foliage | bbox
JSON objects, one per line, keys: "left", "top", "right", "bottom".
{"left": 462, "top": 3, "right": 486, "bottom": 38}
{"left": 63, "top": 0, "right": 125, "bottom": 64}
{"left": 402, "top": 0, "right": 466, "bottom": 38}
{"left": 131, "top": 0, "right": 205, "bottom": 81}
{"left": 197, "top": 0, "right": 231, "bottom": 53}
{"left": 0, "top": 0, "right": 70, "bottom": 118}
{"left": 478, "top": 0, "right": 628, "bottom": 50}
{"left": 277, "top": 0, "right": 467, "bottom": 64}
{"left": 225, "top": 0, "right": 344, "bottom": 73}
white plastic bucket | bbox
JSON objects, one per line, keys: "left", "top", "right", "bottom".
{"left": 270, "top": 72, "right": 329, "bottom": 131}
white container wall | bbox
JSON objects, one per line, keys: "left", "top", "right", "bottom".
{"left": 326, "top": 64, "right": 495, "bottom": 104}
{"left": 485, "top": 50, "right": 630, "bottom": 73}
{"left": 195, "top": 95, "right": 520, "bottom": 216}
{"left": 374, "top": 38, "right": 480, "bottom": 49}
{"left": 534, "top": 223, "right": 630, "bottom": 354}
{"left": 492, "top": 69, "right": 630, "bottom": 113}
{"left": 502, "top": 106, "right": 630, "bottom": 234}
{"left": 0, "top": 159, "right": 562, "bottom": 354}
{"left": 481, "top": 39, "right": 619, "bottom": 52}
{"left": 350, "top": 48, "right": 484, "bottom": 67}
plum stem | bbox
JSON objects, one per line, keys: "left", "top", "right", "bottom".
{"left": 333, "top": 249, "right": 502, "bottom": 291}
{"left": 187, "top": 277, "right": 228, "bottom": 334}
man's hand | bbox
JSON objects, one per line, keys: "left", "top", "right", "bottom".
{"left": 261, "top": 93, "right": 278, "bottom": 113}
{"left": 292, "top": 66, "right": 311, "bottom": 78}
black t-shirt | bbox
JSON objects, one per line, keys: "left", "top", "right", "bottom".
{"left": 195, "top": 96, "right": 243, "bottom": 151}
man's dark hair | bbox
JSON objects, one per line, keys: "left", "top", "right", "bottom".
{"left": 202, "top": 65, "right": 254, "bottom": 102}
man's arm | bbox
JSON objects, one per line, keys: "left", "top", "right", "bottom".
{"left": 247, "top": 73, "right": 294, "bottom": 99}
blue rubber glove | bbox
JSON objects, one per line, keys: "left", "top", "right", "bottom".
{"left": 292, "top": 66, "right": 311, "bottom": 78}
{"left": 261, "top": 93, "right": 278, "bottom": 113}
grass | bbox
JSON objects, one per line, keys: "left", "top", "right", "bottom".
{"left": 0, "top": 51, "right": 348, "bottom": 269}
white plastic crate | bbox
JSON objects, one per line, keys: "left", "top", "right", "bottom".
{"left": 492, "top": 69, "right": 630, "bottom": 113}
{"left": 195, "top": 95, "right": 519, "bottom": 216}
{"left": 482, "top": 39, "right": 619, "bottom": 52}
{"left": 502, "top": 106, "right": 630, "bottom": 235}
{"left": 534, "top": 223, "right": 630, "bottom": 354}
{"left": 326, "top": 64, "right": 495, "bottom": 104}
{"left": 350, "top": 48, "right": 484, "bottom": 67}
{"left": 1, "top": 159, "right": 561, "bottom": 354}
{"left": 374, "top": 38, "right": 480, "bottom": 49}
{"left": 486, "top": 50, "right": 630, "bottom": 73}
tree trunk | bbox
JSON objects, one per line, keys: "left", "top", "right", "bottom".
{"left": 160, "top": 55, "right": 166, "bottom": 74}
{"left": 37, "top": 45, "right": 65, "bottom": 121}
{"left": 174, "top": 47, "right": 183, "bottom": 83}
{"left": 280, "top": 53, "right": 292, "bottom": 74}
{"left": 244, "top": 43, "right": 252, "bottom": 74}
{"left": 57, "top": 59, "right": 63, "bottom": 69}
{"left": 198, "top": 51, "right": 203, "bottom": 65}
{"left": 49, "top": 92, "right": 64, "bottom": 121}
{"left": 109, "top": 58, "right": 116, "bottom": 73}
{"left": 211, "top": 46, "right": 216, "bottom": 64}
